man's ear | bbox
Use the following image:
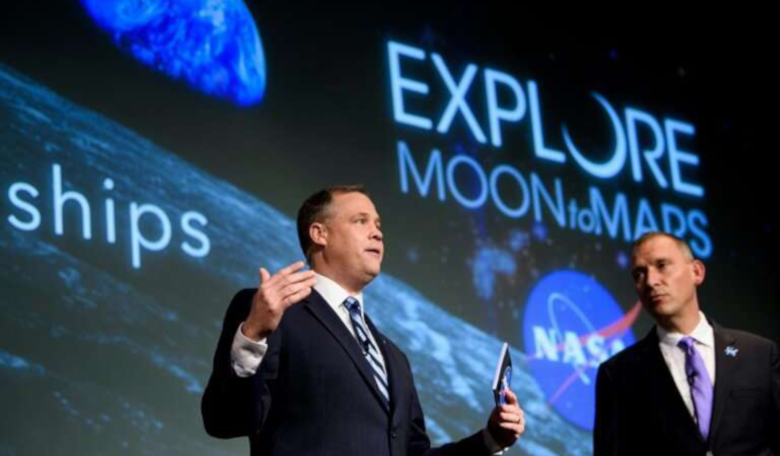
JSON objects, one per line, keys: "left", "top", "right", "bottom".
{"left": 691, "top": 259, "right": 706, "bottom": 286}
{"left": 309, "top": 222, "right": 328, "bottom": 248}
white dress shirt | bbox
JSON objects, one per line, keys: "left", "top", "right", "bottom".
{"left": 229, "top": 271, "right": 505, "bottom": 454}
{"left": 656, "top": 311, "right": 716, "bottom": 421}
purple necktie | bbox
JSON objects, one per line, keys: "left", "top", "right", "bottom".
{"left": 678, "top": 336, "right": 713, "bottom": 441}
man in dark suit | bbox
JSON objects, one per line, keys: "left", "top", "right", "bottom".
{"left": 202, "top": 185, "right": 525, "bottom": 456}
{"left": 594, "top": 232, "right": 780, "bottom": 456}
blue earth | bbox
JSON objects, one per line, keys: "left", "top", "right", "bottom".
{"left": 78, "top": 0, "right": 266, "bottom": 106}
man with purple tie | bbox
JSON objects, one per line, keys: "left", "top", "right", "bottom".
{"left": 594, "top": 232, "right": 779, "bottom": 456}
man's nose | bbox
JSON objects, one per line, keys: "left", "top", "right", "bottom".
{"left": 371, "top": 225, "right": 383, "bottom": 241}
{"left": 645, "top": 268, "right": 661, "bottom": 287}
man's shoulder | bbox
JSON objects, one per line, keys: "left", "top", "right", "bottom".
{"left": 233, "top": 287, "right": 257, "bottom": 302}
{"left": 226, "top": 287, "right": 316, "bottom": 322}
{"left": 600, "top": 333, "right": 654, "bottom": 374}
{"left": 719, "top": 325, "right": 773, "bottom": 343}
{"left": 220, "top": 288, "right": 257, "bottom": 320}
{"left": 716, "top": 324, "right": 778, "bottom": 353}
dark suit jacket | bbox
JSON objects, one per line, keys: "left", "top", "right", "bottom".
{"left": 594, "top": 322, "right": 780, "bottom": 456}
{"left": 202, "top": 288, "right": 490, "bottom": 456}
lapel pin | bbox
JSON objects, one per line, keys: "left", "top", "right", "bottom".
{"left": 725, "top": 346, "right": 739, "bottom": 357}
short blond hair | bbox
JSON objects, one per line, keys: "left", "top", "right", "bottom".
{"left": 631, "top": 231, "right": 695, "bottom": 262}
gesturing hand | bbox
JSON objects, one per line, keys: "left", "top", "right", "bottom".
{"left": 242, "top": 261, "right": 317, "bottom": 341}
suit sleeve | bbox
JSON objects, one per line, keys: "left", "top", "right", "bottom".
{"left": 403, "top": 356, "right": 491, "bottom": 456}
{"left": 594, "top": 363, "right": 617, "bottom": 456}
{"left": 201, "top": 288, "right": 280, "bottom": 438}
{"left": 770, "top": 340, "right": 780, "bottom": 455}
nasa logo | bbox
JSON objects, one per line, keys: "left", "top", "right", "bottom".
{"left": 522, "top": 270, "right": 639, "bottom": 430}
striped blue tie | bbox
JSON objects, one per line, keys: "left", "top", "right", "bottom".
{"left": 344, "top": 297, "right": 390, "bottom": 406}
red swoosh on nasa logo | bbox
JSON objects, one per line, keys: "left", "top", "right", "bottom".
{"left": 587, "top": 301, "right": 642, "bottom": 341}
{"left": 523, "top": 301, "right": 642, "bottom": 363}
{"left": 545, "top": 302, "right": 642, "bottom": 406}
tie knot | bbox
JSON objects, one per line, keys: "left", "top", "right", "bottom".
{"left": 344, "top": 296, "right": 360, "bottom": 313}
{"left": 678, "top": 336, "right": 696, "bottom": 353}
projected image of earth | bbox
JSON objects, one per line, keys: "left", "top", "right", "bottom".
{"left": 78, "top": 0, "right": 266, "bottom": 106}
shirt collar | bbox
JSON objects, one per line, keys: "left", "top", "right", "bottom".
{"left": 657, "top": 311, "right": 714, "bottom": 348}
{"left": 313, "top": 272, "right": 365, "bottom": 318}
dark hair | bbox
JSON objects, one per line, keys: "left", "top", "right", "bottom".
{"left": 296, "top": 185, "right": 369, "bottom": 262}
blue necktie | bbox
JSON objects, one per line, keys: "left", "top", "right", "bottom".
{"left": 678, "top": 336, "right": 713, "bottom": 441}
{"left": 344, "top": 297, "right": 390, "bottom": 406}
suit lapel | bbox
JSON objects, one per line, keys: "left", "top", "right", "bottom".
{"left": 304, "top": 290, "right": 390, "bottom": 413}
{"left": 708, "top": 322, "right": 737, "bottom": 443}
{"left": 641, "top": 328, "right": 704, "bottom": 440}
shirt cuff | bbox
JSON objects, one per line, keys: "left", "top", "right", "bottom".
{"left": 482, "top": 427, "right": 506, "bottom": 455}
{"left": 230, "top": 322, "right": 268, "bottom": 377}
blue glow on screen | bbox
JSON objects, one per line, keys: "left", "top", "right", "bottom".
{"left": 397, "top": 140, "right": 712, "bottom": 258}
{"left": 79, "top": 0, "right": 266, "bottom": 106}
{"left": 523, "top": 270, "right": 636, "bottom": 430}
{"left": 562, "top": 92, "right": 627, "bottom": 179}
{"left": 387, "top": 40, "right": 705, "bottom": 197}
